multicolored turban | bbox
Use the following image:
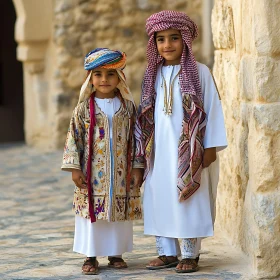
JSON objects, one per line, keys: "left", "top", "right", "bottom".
{"left": 78, "top": 48, "right": 134, "bottom": 105}
{"left": 135, "top": 10, "right": 207, "bottom": 201}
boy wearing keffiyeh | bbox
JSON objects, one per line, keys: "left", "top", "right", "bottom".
{"left": 135, "top": 11, "right": 227, "bottom": 273}
{"left": 62, "top": 48, "right": 143, "bottom": 275}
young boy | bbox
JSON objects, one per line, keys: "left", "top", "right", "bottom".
{"left": 135, "top": 10, "right": 227, "bottom": 273}
{"left": 62, "top": 48, "right": 143, "bottom": 275}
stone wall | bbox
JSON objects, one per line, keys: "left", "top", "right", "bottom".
{"left": 53, "top": 0, "right": 204, "bottom": 147}
{"left": 212, "top": 0, "right": 280, "bottom": 278}
{"left": 13, "top": 0, "right": 207, "bottom": 149}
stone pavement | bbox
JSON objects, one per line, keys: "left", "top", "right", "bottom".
{"left": 0, "top": 143, "right": 253, "bottom": 280}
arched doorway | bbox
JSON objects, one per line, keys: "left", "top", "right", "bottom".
{"left": 0, "top": 0, "right": 24, "bottom": 142}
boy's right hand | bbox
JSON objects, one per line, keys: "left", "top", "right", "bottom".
{"left": 72, "top": 169, "right": 87, "bottom": 189}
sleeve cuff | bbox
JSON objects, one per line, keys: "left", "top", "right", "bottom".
{"left": 61, "top": 164, "right": 81, "bottom": 172}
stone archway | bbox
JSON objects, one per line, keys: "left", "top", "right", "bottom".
{"left": 12, "top": 0, "right": 54, "bottom": 148}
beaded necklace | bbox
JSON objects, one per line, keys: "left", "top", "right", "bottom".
{"left": 160, "top": 66, "right": 181, "bottom": 115}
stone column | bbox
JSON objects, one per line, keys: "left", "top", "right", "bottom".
{"left": 212, "top": 0, "right": 280, "bottom": 278}
{"left": 13, "top": 0, "right": 54, "bottom": 149}
{"left": 201, "top": 0, "right": 214, "bottom": 67}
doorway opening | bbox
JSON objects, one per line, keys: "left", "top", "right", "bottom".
{"left": 0, "top": 0, "right": 24, "bottom": 143}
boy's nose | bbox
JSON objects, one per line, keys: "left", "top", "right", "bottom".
{"left": 164, "top": 40, "right": 172, "bottom": 48}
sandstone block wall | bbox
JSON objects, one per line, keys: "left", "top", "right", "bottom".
{"left": 212, "top": 0, "right": 280, "bottom": 278}
{"left": 13, "top": 0, "right": 206, "bottom": 149}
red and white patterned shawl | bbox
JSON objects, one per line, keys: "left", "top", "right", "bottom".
{"left": 135, "top": 10, "right": 207, "bottom": 201}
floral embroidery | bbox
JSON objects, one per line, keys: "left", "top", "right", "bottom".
{"left": 181, "top": 238, "right": 198, "bottom": 258}
{"left": 94, "top": 197, "right": 105, "bottom": 216}
{"left": 156, "top": 237, "right": 165, "bottom": 256}
{"left": 62, "top": 98, "right": 142, "bottom": 221}
{"left": 98, "top": 171, "right": 103, "bottom": 178}
{"left": 99, "top": 126, "right": 105, "bottom": 139}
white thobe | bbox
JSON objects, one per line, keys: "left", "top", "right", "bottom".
{"left": 143, "top": 62, "right": 227, "bottom": 239}
{"left": 73, "top": 96, "right": 133, "bottom": 257}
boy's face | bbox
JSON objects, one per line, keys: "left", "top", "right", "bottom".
{"left": 91, "top": 68, "right": 120, "bottom": 97}
{"left": 155, "top": 29, "right": 183, "bottom": 66}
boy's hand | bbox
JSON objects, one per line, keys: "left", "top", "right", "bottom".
{"left": 202, "top": 147, "right": 217, "bottom": 168}
{"left": 72, "top": 169, "right": 87, "bottom": 189}
{"left": 130, "top": 168, "right": 144, "bottom": 188}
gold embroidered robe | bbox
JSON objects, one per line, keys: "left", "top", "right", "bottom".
{"left": 61, "top": 97, "right": 143, "bottom": 221}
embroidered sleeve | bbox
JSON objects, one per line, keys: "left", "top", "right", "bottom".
{"left": 61, "top": 105, "right": 85, "bottom": 171}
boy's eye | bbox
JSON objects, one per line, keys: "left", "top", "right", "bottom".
{"left": 94, "top": 73, "right": 101, "bottom": 76}
{"left": 172, "top": 36, "right": 179, "bottom": 41}
{"left": 156, "top": 37, "right": 164, "bottom": 42}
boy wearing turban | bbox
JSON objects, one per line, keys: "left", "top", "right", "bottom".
{"left": 62, "top": 48, "right": 143, "bottom": 275}
{"left": 135, "top": 11, "right": 227, "bottom": 273}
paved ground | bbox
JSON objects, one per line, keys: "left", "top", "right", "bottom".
{"left": 0, "top": 143, "right": 253, "bottom": 280}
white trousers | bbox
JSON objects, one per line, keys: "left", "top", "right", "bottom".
{"left": 155, "top": 236, "right": 201, "bottom": 259}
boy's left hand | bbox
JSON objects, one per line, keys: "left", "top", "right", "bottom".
{"left": 202, "top": 147, "right": 217, "bottom": 168}
{"left": 130, "top": 168, "right": 144, "bottom": 188}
